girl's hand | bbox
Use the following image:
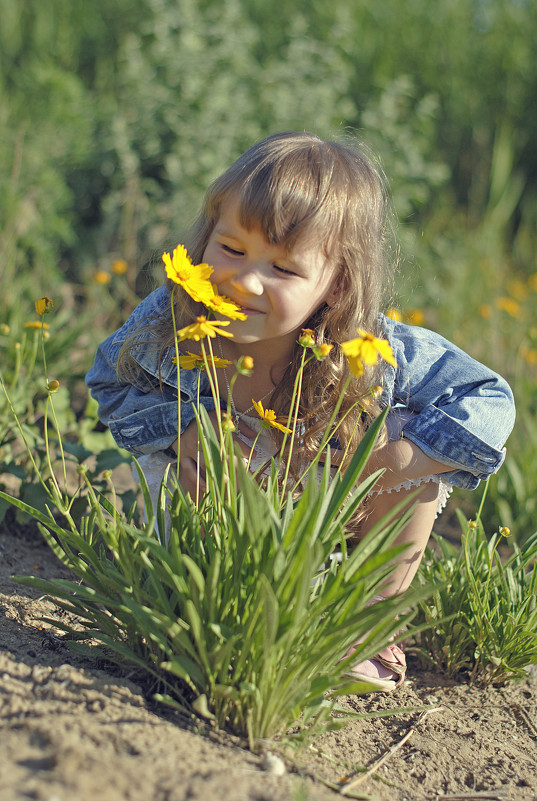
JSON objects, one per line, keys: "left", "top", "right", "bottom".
{"left": 170, "top": 412, "right": 257, "bottom": 499}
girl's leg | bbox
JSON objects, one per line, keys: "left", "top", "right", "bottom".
{"left": 344, "top": 481, "right": 439, "bottom": 690}
{"left": 365, "top": 480, "right": 439, "bottom": 595}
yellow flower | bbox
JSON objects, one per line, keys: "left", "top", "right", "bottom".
{"left": 0, "top": 324, "right": 10, "bottom": 334}
{"left": 318, "top": 343, "right": 333, "bottom": 357}
{"left": 24, "top": 321, "right": 50, "bottom": 330}
{"left": 495, "top": 297, "right": 520, "bottom": 317}
{"left": 479, "top": 304, "right": 492, "bottom": 319}
{"left": 176, "top": 316, "right": 232, "bottom": 342}
{"left": 94, "top": 270, "right": 111, "bottom": 285}
{"left": 341, "top": 330, "right": 396, "bottom": 378}
{"left": 507, "top": 279, "right": 528, "bottom": 301}
{"left": 173, "top": 351, "right": 232, "bottom": 370}
{"left": 520, "top": 346, "right": 537, "bottom": 366}
{"left": 205, "top": 289, "right": 247, "bottom": 320}
{"left": 251, "top": 399, "right": 292, "bottom": 434}
{"left": 405, "top": 308, "right": 424, "bottom": 325}
{"left": 35, "top": 297, "right": 53, "bottom": 315}
{"left": 112, "top": 259, "right": 128, "bottom": 275}
{"left": 163, "top": 245, "right": 215, "bottom": 304}
{"left": 386, "top": 308, "right": 402, "bottom": 322}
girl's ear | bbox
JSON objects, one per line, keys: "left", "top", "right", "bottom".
{"left": 325, "top": 275, "right": 346, "bottom": 308}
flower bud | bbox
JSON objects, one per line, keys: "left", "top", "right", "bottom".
{"left": 236, "top": 355, "right": 254, "bottom": 375}
{"left": 112, "top": 259, "right": 128, "bottom": 275}
{"left": 298, "top": 328, "right": 315, "bottom": 348}
{"left": 499, "top": 526, "right": 511, "bottom": 538}
{"left": 35, "top": 297, "right": 54, "bottom": 315}
{"left": 47, "top": 379, "right": 60, "bottom": 392}
{"left": 94, "top": 270, "right": 111, "bottom": 285}
{"left": 222, "top": 412, "right": 236, "bottom": 432}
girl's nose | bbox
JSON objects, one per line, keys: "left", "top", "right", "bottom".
{"left": 229, "top": 266, "right": 264, "bottom": 296}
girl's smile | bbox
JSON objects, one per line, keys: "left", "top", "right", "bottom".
{"left": 202, "top": 198, "right": 339, "bottom": 360}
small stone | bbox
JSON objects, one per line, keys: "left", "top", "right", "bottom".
{"left": 262, "top": 752, "right": 286, "bottom": 776}
{"left": 424, "top": 694, "right": 439, "bottom": 704}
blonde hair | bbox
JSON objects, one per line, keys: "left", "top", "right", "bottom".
{"left": 120, "top": 131, "right": 397, "bottom": 466}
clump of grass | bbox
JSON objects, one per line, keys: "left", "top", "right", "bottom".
{"left": 2, "top": 406, "right": 426, "bottom": 748}
{"left": 411, "top": 510, "right": 537, "bottom": 685}
{"left": 1, "top": 296, "right": 428, "bottom": 747}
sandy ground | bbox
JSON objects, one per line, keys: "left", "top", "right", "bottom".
{"left": 1, "top": 519, "right": 536, "bottom": 801}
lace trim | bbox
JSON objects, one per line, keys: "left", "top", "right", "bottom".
{"left": 372, "top": 475, "right": 453, "bottom": 518}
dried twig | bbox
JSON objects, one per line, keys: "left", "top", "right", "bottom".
{"left": 511, "top": 702, "right": 537, "bottom": 738}
{"left": 436, "top": 792, "right": 509, "bottom": 800}
{"left": 340, "top": 706, "right": 443, "bottom": 796}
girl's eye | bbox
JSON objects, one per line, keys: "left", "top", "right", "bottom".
{"left": 222, "top": 244, "right": 243, "bottom": 256}
{"left": 273, "top": 264, "right": 295, "bottom": 276}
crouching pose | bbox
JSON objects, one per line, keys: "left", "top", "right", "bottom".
{"left": 87, "top": 132, "right": 515, "bottom": 690}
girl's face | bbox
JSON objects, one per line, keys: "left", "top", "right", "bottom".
{"left": 202, "top": 197, "right": 338, "bottom": 356}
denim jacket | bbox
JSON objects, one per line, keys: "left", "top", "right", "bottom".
{"left": 86, "top": 286, "right": 515, "bottom": 490}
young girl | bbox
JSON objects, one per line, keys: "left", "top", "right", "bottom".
{"left": 86, "top": 131, "right": 515, "bottom": 691}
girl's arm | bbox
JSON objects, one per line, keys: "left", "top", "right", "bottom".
{"left": 379, "top": 316, "right": 516, "bottom": 490}
{"left": 363, "top": 436, "right": 454, "bottom": 492}
{"left": 85, "top": 287, "right": 215, "bottom": 455}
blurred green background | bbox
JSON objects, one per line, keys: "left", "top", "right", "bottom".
{"left": 1, "top": 0, "right": 536, "bottom": 539}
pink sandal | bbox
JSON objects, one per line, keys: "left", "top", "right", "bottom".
{"left": 343, "top": 642, "right": 406, "bottom": 692}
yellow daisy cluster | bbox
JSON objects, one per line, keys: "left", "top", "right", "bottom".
{"left": 477, "top": 271, "right": 537, "bottom": 372}
{"left": 479, "top": 272, "right": 537, "bottom": 324}
{"left": 386, "top": 308, "right": 425, "bottom": 326}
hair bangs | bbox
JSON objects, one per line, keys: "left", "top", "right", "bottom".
{"left": 223, "top": 139, "right": 348, "bottom": 255}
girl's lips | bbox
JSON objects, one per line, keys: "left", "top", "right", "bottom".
{"left": 231, "top": 301, "right": 263, "bottom": 315}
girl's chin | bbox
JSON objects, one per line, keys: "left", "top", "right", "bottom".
{"left": 227, "top": 333, "right": 262, "bottom": 345}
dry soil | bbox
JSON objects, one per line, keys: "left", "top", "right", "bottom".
{"left": 1, "top": 520, "right": 536, "bottom": 801}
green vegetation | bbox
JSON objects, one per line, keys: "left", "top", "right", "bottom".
{"left": 1, "top": 318, "right": 424, "bottom": 745}
{"left": 413, "top": 512, "right": 537, "bottom": 685}
{"left": 0, "top": 0, "right": 536, "bottom": 743}
{"left": 1, "top": 0, "right": 535, "bottom": 539}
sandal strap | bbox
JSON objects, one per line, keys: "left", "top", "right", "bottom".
{"left": 375, "top": 643, "right": 406, "bottom": 672}
{"left": 373, "top": 643, "right": 406, "bottom": 685}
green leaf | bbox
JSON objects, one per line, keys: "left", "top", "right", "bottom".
{"left": 192, "top": 694, "right": 215, "bottom": 720}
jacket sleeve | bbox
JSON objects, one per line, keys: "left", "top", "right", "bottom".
{"left": 85, "top": 288, "right": 215, "bottom": 455}
{"left": 381, "top": 316, "right": 516, "bottom": 489}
